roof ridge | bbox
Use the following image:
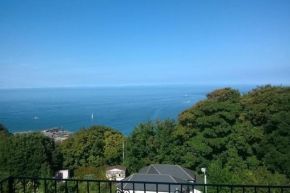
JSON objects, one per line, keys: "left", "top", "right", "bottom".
{"left": 136, "top": 173, "right": 172, "bottom": 176}
{"left": 123, "top": 174, "right": 134, "bottom": 189}
{"left": 146, "top": 165, "right": 151, "bottom": 174}
{"left": 128, "top": 174, "right": 134, "bottom": 181}
{"left": 177, "top": 165, "right": 195, "bottom": 180}
{"left": 154, "top": 164, "right": 174, "bottom": 166}
{"left": 168, "top": 175, "right": 177, "bottom": 183}
{"left": 152, "top": 164, "right": 161, "bottom": 174}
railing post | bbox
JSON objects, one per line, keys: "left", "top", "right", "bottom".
{"left": 87, "top": 181, "right": 90, "bottom": 193}
{"left": 44, "top": 179, "right": 47, "bottom": 193}
{"left": 3, "top": 177, "right": 290, "bottom": 193}
{"left": 54, "top": 179, "right": 57, "bottom": 193}
{"left": 156, "top": 183, "right": 158, "bottom": 193}
{"left": 65, "top": 180, "right": 68, "bottom": 193}
{"left": 23, "top": 179, "right": 26, "bottom": 193}
{"left": 33, "top": 178, "right": 36, "bottom": 193}
{"left": 8, "top": 176, "right": 14, "bottom": 193}
{"left": 0, "top": 179, "right": 4, "bottom": 193}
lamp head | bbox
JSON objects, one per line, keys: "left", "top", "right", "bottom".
{"left": 201, "top": 168, "right": 206, "bottom": 173}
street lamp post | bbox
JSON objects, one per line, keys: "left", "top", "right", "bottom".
{"left": 201, "top": 168, "right": 207, "bottom": 193}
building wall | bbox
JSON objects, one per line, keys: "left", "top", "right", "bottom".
{"left": 55, "top": 170, "right": 69, "bottom": 179}
{"left": 106, "top": 169, "right": 126, "bottom": 181}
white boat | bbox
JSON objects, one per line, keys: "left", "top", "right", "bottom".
{"left": 91, "top": 114, "right": 94, "bottom": 119}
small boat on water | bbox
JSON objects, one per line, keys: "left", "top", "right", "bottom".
{"left": 34, "top": 116, "right": 39, "bottom": 120}
{"left": 91, "top": 114, "right": 94, "bottom": 119}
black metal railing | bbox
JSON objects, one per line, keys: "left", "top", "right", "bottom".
{"left": 0, "top": 176, "right": 290, "bottom": 193}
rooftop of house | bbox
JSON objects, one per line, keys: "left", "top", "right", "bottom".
{"left": 138, "top": 164, "right": 202, "bottom": 183}
{"left": 123, "top": 173, "right": 189, "bottom": 183}
{"left": 106, "top": 165, "right": 126, "bottom": 172}
{"left": 118, "top": 173, "right": 191, "bottom": 192}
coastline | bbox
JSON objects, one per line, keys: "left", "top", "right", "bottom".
{"left": 14, "top": 127, "right": 74, "bottom": 142}
{"left": 1, "top": 85, "right": 257, "bottom": 135}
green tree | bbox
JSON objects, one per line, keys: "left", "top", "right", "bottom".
{"left": 125, "top": 119, "right": 179, "bottom": 173}
{"left": 234, "top": 167, "right": 289, "bottom": 185}
{"left": 241, "top": 85, "right": 290, "bottom": 177}
{"left": 177, "top": 88, "right": 242, "bottom": 170}
{"left": 177, "top": 85, "right": 290, "bottom": 184}
{"left": 124, "top": 120, "right": 156, "bottom": 173}
{"left": 0, "top": 124, "right": 10, "bottom": 140}
{"left": 60, "top": 125, "right": 124, "bottom": 169}
{"left": 104, "top": 131, "right": 126, "bottom": 165}
{"left": 154, "top": 119, "right": 176, "bottom": 164}
{"left": 207, "top": 160, "right": 237, "bottom": 184}
{"left": 74, "top": 166, "right": 106, "bottom": 179}
{"left": 0, "top": 132, "right": 59, "bottom": 177}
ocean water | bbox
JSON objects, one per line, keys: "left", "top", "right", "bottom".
{"left": 0, "top": 85, "right": 254, "bottom": 135}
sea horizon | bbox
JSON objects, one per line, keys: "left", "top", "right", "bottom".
{"left": 1, "top": 82, "right": 287, "bottom": 90}
{"left": 0, "top": 84, "right": 278, "bottom": 135}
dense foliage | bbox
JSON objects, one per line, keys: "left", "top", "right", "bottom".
{"left": 73, "top": 166, "right": 107, "bottom": 179}
{"left": 124, "top": 119, "right": 176, "bottom": 173}
{"left": 124, "top": 86, "right": 290, "bottom": 185}
{"left": 0, "top": 132, "right": 61, "bottom": 178}
{"left": 60, "top": 125, "right": 125, "bottom": 169}
{"left": 0, "top": 124, "right": 10, "bottom": 140}
{"left": 0, "top": 85, "right": 289, "bottom": 185}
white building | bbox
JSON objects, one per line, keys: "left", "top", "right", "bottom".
{"left": 55, "top": 169, "right": 70, "bottom": 180}
{"left": 106, "top": 165, "right": 126, "bottom": 181}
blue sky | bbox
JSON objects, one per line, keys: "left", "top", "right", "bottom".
{"left": 0, "top": 0, "right": 289, "bottom": 88}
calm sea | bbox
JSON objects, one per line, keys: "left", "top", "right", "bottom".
{"left": 0, "top": 85, "right": 254, "bottom": 135}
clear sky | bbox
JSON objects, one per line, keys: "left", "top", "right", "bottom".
{"left": 0, "top": 0, "right": 289, "bottom": 88}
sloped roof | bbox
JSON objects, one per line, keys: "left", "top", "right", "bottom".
{"left": 117, "top": 173, "right": 192, "bottom": 192}
{"left": 138, "top": 164, "right": 196, "bottom": 182}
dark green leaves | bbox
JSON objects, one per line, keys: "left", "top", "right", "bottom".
{"left": 60, "top": 125, "right": 125, "bottom": 169}
{"left": 0, "top": 132, "right": 58, "bottom": 177}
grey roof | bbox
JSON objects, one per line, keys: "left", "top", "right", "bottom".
{"left": 138, "top": 164, "right": 197, "bottom": 182}
{"left": 117, "top": 173, "right": 193, "bottom": 192}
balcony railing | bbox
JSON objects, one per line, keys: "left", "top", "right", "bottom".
{"left": 1, "top": 176, "right": 290, "bottom": 193}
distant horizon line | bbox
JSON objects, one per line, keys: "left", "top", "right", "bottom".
{"left": 0, "top": 83, "right": 289, "bottom": 90}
